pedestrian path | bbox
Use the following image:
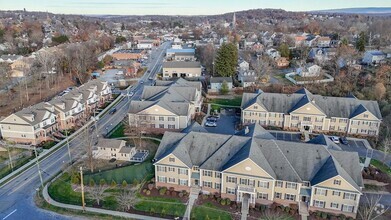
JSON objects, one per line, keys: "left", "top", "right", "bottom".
{"left": 42, "top": 184, "right": 166, "bottom": 220}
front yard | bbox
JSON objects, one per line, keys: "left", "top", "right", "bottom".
{"left": 191, "top": 202, "right": 232, "bottom": 220}
{"left": 208, "top": 97, "right": 242, "bottom": 107}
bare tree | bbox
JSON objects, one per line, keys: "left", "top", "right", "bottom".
{"left": 86, "top": 184, "right": 109, "bottom": 206}
{"left": 36, "top": 51, "right": 55, "bottom": 99}
{"left": 126, "top": 115, "right": 151, "bottom": 149}
{"left": 358, "top": 194, "right": 389, "bottom": 220}
{"left": 116, "top": 187, "right": 139, "bottom": 211}
{"left": 252, "top": 56, "right": 273, "bottom": 82}
{"left": 83, "top": 127, "right": 96, "bottom": 173}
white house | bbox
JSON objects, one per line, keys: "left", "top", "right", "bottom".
{"left": 297, "top": 64, "right": 322, "bottom": 77}
{"left": 266, "top": 48, "right": 281, "bottom": 59}
{"left": 238, "top": 60, "right": 250, "bottom": 71}
{"left": 209, "top": 77, "right": 233, "bottom": 92}
{"left": 362, "top": 51, "right": 386, "bottom": 65}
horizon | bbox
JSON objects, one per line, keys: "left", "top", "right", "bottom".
{"left": 2, "top": 0, "right": 391, "bottom": 16}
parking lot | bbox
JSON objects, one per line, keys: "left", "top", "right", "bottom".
{"left": 203, "top": 108, "right": 239, "bottom": 135}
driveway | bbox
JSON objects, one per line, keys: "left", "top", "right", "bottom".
{"left": 203, "top": 108, "right": 239, "bottom": 135}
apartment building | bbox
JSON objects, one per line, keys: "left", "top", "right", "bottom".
{"left": 153, "top": 124, "right": 363, "bottom": 218}
{"left": 162, "top": 61, "right": 201, "bottom": 79}
{"left": 241, "top": 88, "right": 382, "bottom": 136}
{"left": 0, "top": 102, "right": 58, "bottom": 145}
{"left": 128, "top": 78, "right": 202, "bottom": 132}
{"left": 0, "top": 79, "right": 112, "bottom": 144}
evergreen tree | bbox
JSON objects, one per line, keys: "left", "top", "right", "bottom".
{"left": 220, "top": 80, "right": 229, "bottom": 94}
{"left": 89, "top": 178, "right": 95, "bottom": 187}
{"left": 356, "top": 32, "right": 368, "bottom": 52}
{"left": 278, "top": 43, "right": 290, "bottom": 58}
{"left": 214, "top": 43, "right": 238, "bottom": 77}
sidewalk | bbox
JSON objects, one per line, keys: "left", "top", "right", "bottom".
{"left": 42, "top": 184, "right": 167, "bottom": 220}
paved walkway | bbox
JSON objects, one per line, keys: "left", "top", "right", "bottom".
{"left": 42, "top": 184, "right": 167, "bottom": 220}
{"left": 240, "top": 194, "right": 249, "bottom": 220}
{"left": 184, "top": 187, "right": 200, "bottom": 219}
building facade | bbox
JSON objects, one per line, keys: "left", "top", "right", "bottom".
{"left": 128, "top": 78, "right": 202, "bottom": 132}
{"left": 153, "top": 124, "right": 363, "bottom": 218}
{"left": 162, "top": 61, "right": 201, "bottom": 79}
{"left": 241, "top": 88, "right": 382, "bottom": 136}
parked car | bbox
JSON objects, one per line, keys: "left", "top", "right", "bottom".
{"left": 205, "top": 121, "right": 217, "bottom": 127}
{"left": 329, "top": 136, "right": 340, "bottom": 144}
{"left": 340, "top": 136, "right": 349, "bottom": 145}
{"left": 210, "top": 113, "right": 220, "bottom": 119}
{"left": 140, "top": 80, "right": 144, "bottom": 84}
{"left": 109, "top": 108, "right": 117, "bottom": 115}
{"left": 129, "top": 92, "right": 134, "bottom": 97}
{"left": 207, "top": 116, "right": 218, "bottom": 122}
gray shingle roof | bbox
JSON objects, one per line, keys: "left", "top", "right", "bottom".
{"left": 210, "top": 77, "right": 233, "bottom": 84}
{"left": 241, "top": 89, "right": 381, "bottom": 119}
{"left": 155, "top": 124, "right": 363, "bottom": 191}
{"left": 163, "top": 61, "right": 201, "bottom": 69}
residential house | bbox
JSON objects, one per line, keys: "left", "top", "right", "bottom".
{"left": 153, "top": 124, "right": 363, "bottom": 218}
{"left": 308, "top": 48, "right": 337, "bottom": 64}
{"left": 162, "top": 61, "right": 201, "bottom": 79}
{"left": 297, "top": 64, "right": 322, "bottom": 77}
{"left": 209, "top": 77, "right": 233, "bottom": 93}
{"left": 276, "top": 57, "right": 290, "bottom": 68}
{"left": 173, "top": 52, "right": 196, "bottom": 62}
{"left": 238, "top": 69, "right": 257, "bottom": 88}
{"left": 128, "top": 78, "right": 202, "bottom": 132}
{"left": 9, "top": 57, "right": 33, "bottom": 78}
{"left": 241, "top": 88, "right": 382, "bottom": 136}
{"left": 362, "top": 51, "right": 386, "bottom": 65}
{"left": 0, "top": 102, "right": 58, "bottom": 145}
{"left": 317, "top": 36, "right": 331, "bottom": 47}
{"left": 137, "top": 39, "right": 159, "bottom": 49}
{"left": 238, "top": 60, "right": 250, "bottom": 71}
{"left": 93, "top": 138, "right": 149, "bottom": 162}
{"left": 0, "top": 54, "right": 23, "bottom": 63}
{"left": 266, "top": 49, "right": 281, "bottom": 60}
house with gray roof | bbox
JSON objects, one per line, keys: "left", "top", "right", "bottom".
{"left": 209, "top": 77, "right": 233, "bottom": 93}
{"left": 153, "top": 123, "right": 363, "bottom": 218}
{"left": 241, "top": 88, "right": 381, "bottom": 136}
{"left": 162, "top": 61, "right": 201, "bottom": 79}
{"left": 128, "top": 78, "right": 202, "bottom": 132}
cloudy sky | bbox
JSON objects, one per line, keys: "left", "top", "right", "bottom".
{"left": 2, "top": 0, "right": 391, "bottom": 15}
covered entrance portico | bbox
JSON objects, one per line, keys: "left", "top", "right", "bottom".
{"left": 300, "top": 122, "right": 313, "bottom": 133}
{"left": 237, "top": 186, "right": 256, "bottom": 205}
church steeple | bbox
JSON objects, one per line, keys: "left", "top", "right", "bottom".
{"left": 232, "top": 12, "right": 236, "bottom": 29}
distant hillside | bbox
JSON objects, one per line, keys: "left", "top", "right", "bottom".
{"left": 313, "top": 7, "right": 391, "bottom": 15}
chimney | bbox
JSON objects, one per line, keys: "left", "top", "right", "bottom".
{"left": 245, "top": 126, "right": 249, "bottom": 134}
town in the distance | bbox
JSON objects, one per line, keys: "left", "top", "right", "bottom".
{"left": 0, "top": 4, "right": 390, "bottom": 220}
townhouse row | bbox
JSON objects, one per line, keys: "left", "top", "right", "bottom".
{"left": 0, "top": 79, "right": 112, "bottom": 145}
{"left": 153, "top": 124, "right": 363, "bottom": 218}
{"left": 241, "top": 88, "right": 382, "bottom": 136}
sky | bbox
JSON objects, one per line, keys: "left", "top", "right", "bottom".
{"left": 1, "top": 0, "right": 391, "bottom": 15}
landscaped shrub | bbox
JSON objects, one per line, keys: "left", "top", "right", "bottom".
{"left": 143, "top": 189, "right": 147, "bottom": 193}
{"left": 159, "top": 187, "right": 167, "bottom": 195}
{"left": 337, "top": 214, "right": 347, "bottom": 220}
{"left": 321, "top": 212, "right": 328, "bottom": 219}
{"left": 217, "top": 198, "right": 222, "bottom": 203}
{"left": 111, "top": 180, "right": 117, "bottom": 187}
{"left": 169, "top": 187, "right": 175, "bottom": 192}
{"left": 202, "top": 194, "right": 209, "bottom": 200}
{"left": 133, "top": 179, "right": 139, "bottom": 186}
{"left": 165, "top": 190, "right": 170, "bottom": 196}
{"left": 178, "top": 192, "right": 184, "bottom": 198}
{"left": 99, "top": 178, "right": 106, "bottom": 186}
{"left": 284, "top": 206, "right": 291, "bottom": 213}
{"left": 231, "top": 202, "right": 238, "bottom": 209}
{"left": 71, "top": 173, "right": 80, "bottom": 184}
{"left": 259, "top": 205, "right": 267, "bottom": 212}
{"left": 172, "top": 191, "right": 177, "bottom": 197}
{"left": 146, "top": 190, "right": 151, "bottom": 195}
{"left": 147, "top": 183, "right": 154, "bottom": 190}
{"left": 225, "top": 198, "right": 231, "bottom": 205}
{"left": 122, "top": 180, "right": 128, "bottom": 188}
{"left": 220, "top": 199, "right": 227, "bottom": 206}
{"left": 89, "top": 179, "right": 95, "bottom": 187}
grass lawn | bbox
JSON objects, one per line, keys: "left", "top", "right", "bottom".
{"left": 0, "top": 155, "right": 34, "bottom": 179}
{"left": 191, "top": 202, "right": 232, "bottom": 220}
{"left": 209, "top": 97, "right": 242, "bottom": 107}
{"left": 371, "top": 159, "right": 391, "bottom": 176}
{"left": 108, "top": 123, "right": 125, "bottom": 138}
{"left": 84, "top": 160, "right": 154, "bottom": 185}
{"left": 42, "top": 141, "right": 57, "bottom": 150}
{"left": 48, "top": 172, "right": 85, "bottom": 206}
{"left": 134, "top": 199, "right": 186, "bottom": 217}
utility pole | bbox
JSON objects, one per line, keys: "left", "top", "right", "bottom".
{"left": 65, "top": 130, "right": 72, "bottom": 164}
{"left": 6, "top": 144, "right": 14, "bottom": 170}
{"left": 34, "top": 146, "right": 44, "bottom": 188}
{"left": 80, "top": 166, "right": 86, "bottom": 211}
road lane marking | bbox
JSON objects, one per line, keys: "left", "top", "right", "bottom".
{"left": 2, "top": 209, "right": 17, "bottom": 220}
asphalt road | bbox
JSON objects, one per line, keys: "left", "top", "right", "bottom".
{"left": 0, "top": 41, "right": 170, "bottom": 220}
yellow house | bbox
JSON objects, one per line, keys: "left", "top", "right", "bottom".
{"left": 153, "top": 124, "right": 363, "bottom": 218}
{"left": 241, "top": 88, "right": 382, "bottom": 136}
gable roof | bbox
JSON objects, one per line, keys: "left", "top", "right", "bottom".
{"left": 154, "top": 123, "right": 363, "bottom": 190}
{"left": 241, "top": 89, "right": 381, "bottom": 119}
